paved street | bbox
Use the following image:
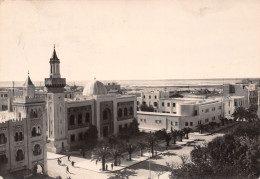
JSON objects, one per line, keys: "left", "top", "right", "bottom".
{"left": 47, "top": 133, "right": 224, "bottom": 179}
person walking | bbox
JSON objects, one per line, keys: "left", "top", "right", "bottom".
{"left": 71, "top": 161, "right": 75, "bottom": 167}
{"left": 105, "top": 164, "right": 108, "bottom": 171}
{"left": 111, "top": 163, "right": 113, "bottom": 170}
{"left": 57, "top": 159, "right": 60, "bottom": 165}
{"left": 68, "top": 155, "right": 71, "bottom": 161}
{"left": 66, "top": 166, "right": 70, "bottom": 173}
{"left": 96, "top": 159, "right": 98, "bottom": 165}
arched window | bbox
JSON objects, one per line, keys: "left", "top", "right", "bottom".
{"left": 124, "top": 108, "right": 128, "bottom": 116}
{"left": 34, "top": 111, "right": 38, "bottom": 118}
{"left": 16, "top": 149, "right": 24, "bottom": 161}
{"left": 103, "top": 110, "right": 108, "bottom": 120}
{"left": 0, "top": 154, "right": 8, "bottom": 165}
{"left": 85, "top": 113, "right": 90, "bottom": 123}
{"left": 118, "top": 109, "right": 122, "bottom": 118}
{"left": 32, "top": 127, "right": 37, "bottom": 137}
{"left": 33, "top": 144, "right": 41, "bottom": 156}
{"left": 19, "top": 132, "right": 23, "bottom": 141}
{"left": 18, "top": 112, "right": 21, "bottom": 120}
{"left": 0, "top": 134, "right": 7, "bottom": 144}
{"left": 15, "top": 132, "right": 19, "bottom": 141}
{"left": 37, "top": 127, "right": 41, "bottom": 136}
{"left": 78, "top": 113, "right": 82, "bottom": 124}
{"left": 70, "top": 115, "right": 75, "bottom": 125}
{"left": 129, "top": 107, "right": 133, "bottom": 115}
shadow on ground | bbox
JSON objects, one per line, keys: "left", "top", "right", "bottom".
{"left": 128, "top": 160, "right": 168, "bottom": 172}
{"left": 108, "top": 169, "right": 138, "bottom": 179}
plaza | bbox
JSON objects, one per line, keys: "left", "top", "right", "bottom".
{"left": 46, "top": 132, "right": 224, "bottom": 179}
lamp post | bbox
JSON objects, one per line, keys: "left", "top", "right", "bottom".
{"left": 148, "top": 148, "right": 151, "bottom": 179}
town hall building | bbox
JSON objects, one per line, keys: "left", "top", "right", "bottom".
{"left": 45, "top": 47, "right": 137, "bottom": 153}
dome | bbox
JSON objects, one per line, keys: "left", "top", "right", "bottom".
{"left": 83, "top": 79, "right": 107, "bottom": 96}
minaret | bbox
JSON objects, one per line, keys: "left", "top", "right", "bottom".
{"left": 23, "top": 71, "right": 35, "bottom": 98}
{"left": 45, "top": 45, "right": 67, "bottom": 153}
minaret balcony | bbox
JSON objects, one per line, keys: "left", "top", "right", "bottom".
{"left": 45, "top": 78, "right": 66, "bottom": 88}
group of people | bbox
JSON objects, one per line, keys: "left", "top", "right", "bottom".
{"left": 56, "top": 155, "right": 76, "bottom": 179}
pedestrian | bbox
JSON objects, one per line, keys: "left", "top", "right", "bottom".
{"left": 57, "top": 159, "right": 59, "bottom": 165}
{"left": 105, "top": 164, "right": 108, "bottom": 171}
{"left": 66, "top": 166, "right": 70, "bottom": 173}
{"left": 96, "top": 159, "right": 98, "bottom": 165}
{"left": 111, "top": 163, "right": 113, "bottom": 170}
{"left": 68, "top": 155, "right": 70, "bottom": 161}
{"left": 71, "top": 161, "right": 75, "bottom": 167}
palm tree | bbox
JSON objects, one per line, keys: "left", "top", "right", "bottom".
{"left": 171, "top": 129, "right": 178, "bottom": 144}
{"left": 109, "top": 144, "right": 124, "bottom": 166}
{"left": 92, "top": 142, "right": 111, "bottom": 171}
{"left": 126, "top": 143, "right": 136, "bottom": 161}
{"left": 137, "top": 141, "right": 148, "bottom": 157}
{"left": 183, "top": 127, "right": 192, "bottom": 139}
{"left": 147, "top": 132, "right": 158, "bottom": 157}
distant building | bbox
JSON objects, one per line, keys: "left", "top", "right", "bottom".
{"left": 0, "top": 75, "right": 47, "bottom": 177}
{"left": 104, "top": 82, "right": 121, "bottom": 94}
{"left": 223, "top": 84, "right": 258, "bottom": 108}
{"left": 137, "top": 98, "right": 223, "bottom": 132}
{"left": 222, "top": 96, "right": 245, "bottom": 119}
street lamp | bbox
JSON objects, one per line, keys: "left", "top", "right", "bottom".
{"left": 148, "top": 148, "right": 151, "bottom": 179}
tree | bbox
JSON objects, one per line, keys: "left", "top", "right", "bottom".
{"left": 197, "top": 124, "right": 204, "bottom": 134}
{"left": 209, "top": 122, "right": 216, "bottom": 130}
{"left": 140, "top": 104, "right": 154, "bottom": 112}
{"left": 177, "top": 130, "right": 185, "bottom": 142}
{"left": 109, "top": 144, "right": 125, "bottom": 166}
{"left": 147, "top": 132, "right": 158, "bottom": 157}
{"left": 129, "top": 118, "right": 140, "bottom": 135}
{"left": 137, "top": 141, "right": 148, "bottom": 157}
{"left": 246, "top": 104, "right": 258, "bottom": 122}
{"left": 183, "top": 127, "right": 192, "bottom": 139}
{"left": 92, "top": 141, "right": 111, "bottom": 171}
{"left": 84, "top": 124, "right": 98, "bottom": 149}
{"left": 171, "top": 129, "right": 178, "bottom": 144}
{"left": 126, "top": 143, "right": 136, "bottom": 161}
{"left": 232, "top": 106, "right": 247, "bottom": 122}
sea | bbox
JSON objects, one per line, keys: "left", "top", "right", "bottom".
{"left": 1, "top": 78, "right": 259, "bottom": 89}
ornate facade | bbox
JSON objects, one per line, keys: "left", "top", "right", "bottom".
{"left": 0, "top": 75, "right": 47, "bottom": 177}
{"left": 45, "top": 47, "right": 137, "bottom": 153}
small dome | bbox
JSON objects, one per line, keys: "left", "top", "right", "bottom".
{"left": 83, "top": 79, "right": 107, "bottom": 96}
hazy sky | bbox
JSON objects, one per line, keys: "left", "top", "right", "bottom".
{"left": 0, "top": 0, "right": 260, "bottom": 82}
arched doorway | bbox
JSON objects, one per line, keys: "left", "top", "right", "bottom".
{"left": 102, "top": 108, "right": 112, "bottom": 138}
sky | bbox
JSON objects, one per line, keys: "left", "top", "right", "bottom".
{"left": 0, "top": 0, "right": 260, "bottom": 82}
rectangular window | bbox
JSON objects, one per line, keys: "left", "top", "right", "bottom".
{"left": 78, "top": 133, "right": 83, "bottom": 141}
{"left": 171, "top": 121, "right": 173, "bottom": 125}
{"left": 205, "top": 118, "right": 209, "bottom": 123}
{"left": 205, "top": 109, "right": 209, "bottom": 113}
{"left": 149, "top": 96, "right": 151, "bottom": 99}
{"left": 172, "top": 103, "right": 176, "bottom": 107}
{"left": 155, "top": 96, "right": 157, "bottom": 99}
{"left": 140, "top": 119, "right": 143, "bottom": 122}
{"left": 167, "top": 103, "right": 170, "bottom": 107}
{"left": 219, "top": 106, "right": 222, "bottom": 110}
{"left": 235, "top": 102, "right": 237, "bottom": 107}
{"left": 144, "top": 119, "right": 146, "bottom": 123}
{"left": 70, "top": 135, "right": 75, "bottom": 142}
{"left": 185, "top": 122, "right": 188, "bottom": 126}
{"left": 154, "top": 102, "right": 158, "bottom": 107}
{"left": 175, "top": 122, "right": 178, "bottom": 126}
{"left": 162, "top": 102, "right": 164, "bottom": 107}
{"left": 190, "top": 122, "right": 193, "bottom": 126}
{"left": 143, "top": 95, "right": 145, "bottom": 99}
